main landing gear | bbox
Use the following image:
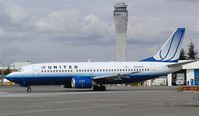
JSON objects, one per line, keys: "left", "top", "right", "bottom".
{"left": 27, "top": 86, "right": 32, "bottom": 92}
{"left": 93, "top": 85, "right": 106, "bottom": 91}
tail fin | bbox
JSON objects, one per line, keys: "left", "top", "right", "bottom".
{"left": 141, "top": 28, "right": 185, "bottom": 62}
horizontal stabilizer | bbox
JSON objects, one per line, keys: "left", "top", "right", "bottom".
{"left": 167, "top": 60, "right": 196, "bottom": 68}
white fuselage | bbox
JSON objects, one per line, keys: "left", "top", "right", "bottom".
{"left": 6, "top": 61, "right": 180, "bottom": 87}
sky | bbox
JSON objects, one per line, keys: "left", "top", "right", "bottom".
{"left": 0, "top": 0, "right": 198, "bottom": 65}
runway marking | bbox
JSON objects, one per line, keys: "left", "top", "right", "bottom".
{"left": 0, "top": 90, "right": 174, "bottom": 98}
{"left": 27, "top": 99, "right": 110, "bottom": 106}
{"left": 0, "top": 103, "right": 126, "bottom": 116}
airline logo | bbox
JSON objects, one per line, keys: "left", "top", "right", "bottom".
{"left": 141, "top": 28, "right": 185, "bottom": 62}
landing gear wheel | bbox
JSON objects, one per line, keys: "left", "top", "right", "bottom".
{"left": 93, "top": 85, "right": 106, "bottom": 91}
{"left": 27, "top": 87, "right": 32, "bottom": 92}
{"left": 93, "top": 85, "right": 100, "bottom": 91}
{"left": 100, "top": 86, "right": 106, "bottom": 91}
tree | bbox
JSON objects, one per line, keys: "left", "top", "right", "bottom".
{"left": 3, "top": 67, "right": 11, "bottom": 75}
{"left": 187, "top": 42, "right": 198, "bottom": 60}
{"left": 179, "top": 48, "right": 187, "bottom": 60}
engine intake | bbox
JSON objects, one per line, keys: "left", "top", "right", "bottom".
{"left": 71, "top": 77, "right": 93, "bottom": 88}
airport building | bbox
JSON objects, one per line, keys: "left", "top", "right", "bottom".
{"left": 113, "top": 2, "right": 128, "bottom": 62}
{"left": 9, "top": 62, "right": 31, "bottom": 70}
{"left": 168, "top": 60, "right": 199, "bottom": 86}
{"left": 0, "top": 62, "right": 31, "bottom": 77}
{"left": 146, "top": 60, "right": 199, "bottom": 86}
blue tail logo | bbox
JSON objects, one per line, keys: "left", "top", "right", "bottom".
{"left": 141, "top": 28, "right": 185, "bottom": 62}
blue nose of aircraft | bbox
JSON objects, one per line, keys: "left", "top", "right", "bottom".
{"left": 6, "top": 72, "right": 17, "bottom": 82}
{"left": 6, "top": 73, "right": 13, "bottom": 81}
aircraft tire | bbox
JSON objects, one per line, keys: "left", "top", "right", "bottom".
{"left": 93, "top": 85, "right": 100, "bottom": 91}
{"left": 27, "top": 87, "right": 32, "bottom": 92}
{"left": 100, "top": 86, "right": 106, "bottom": 91}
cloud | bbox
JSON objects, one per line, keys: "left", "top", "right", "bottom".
{"left": 127, "top": 15, "right": 199, "bottom": 43}
{"left": 35, "top": 9, "right": 114, "bottom": 44}
{"left": 0, "top": 0, "right": 198, "bottom": 65}
{"left": 0, "top": 2, "right": 31, "bottom": 31}
{"left": 169, "top": 0, "right": 199, "bottom": 3}
{"left": 128, "top": 16, "right": 163, "bottom": 39}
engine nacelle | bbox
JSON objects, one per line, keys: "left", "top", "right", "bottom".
{"left": 71, "top": 77, "right": 93, "bottom": 88}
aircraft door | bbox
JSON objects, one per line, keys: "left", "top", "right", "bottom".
{"left": 150, "top": 64, "right": 156, "bottom": 75}
{"left": 32, "top": 65, "right": 39, "bottom": 77}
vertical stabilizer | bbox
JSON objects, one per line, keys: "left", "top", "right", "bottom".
{"left": 141, "top": 28, "right": 185, "bottom": 62}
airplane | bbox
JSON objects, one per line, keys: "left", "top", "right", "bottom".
{"left": 6, "top": 28, "right": 189, "bottom": 92}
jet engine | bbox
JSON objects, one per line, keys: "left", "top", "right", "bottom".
{"left": 71, "top": 77, "right": 93, "bottom": 88}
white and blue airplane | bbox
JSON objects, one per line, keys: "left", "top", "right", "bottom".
{"left": 6, "top": 28, "right": 189, "bottom": 92}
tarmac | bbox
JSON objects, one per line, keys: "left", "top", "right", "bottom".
{"left": 0, "top": 86, "right": 199, "bottom": 116}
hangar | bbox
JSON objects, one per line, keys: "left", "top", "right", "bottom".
{"left": 145, "top": 60, "right": 199, "bottom": 86}
{"left": 167, "top": 60, "right": 199, "bottom": 86}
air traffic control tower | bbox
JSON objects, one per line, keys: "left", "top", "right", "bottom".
{"left": 113, "top": 2, "right": 128, "bottom": 62}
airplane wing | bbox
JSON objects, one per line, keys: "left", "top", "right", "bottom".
{"left": 93, "top": 72, "right": 139, "bottom": 80}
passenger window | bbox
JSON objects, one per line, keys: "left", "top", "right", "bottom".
{"left": 69, "top": 65, "right": 72, "bottom": 69}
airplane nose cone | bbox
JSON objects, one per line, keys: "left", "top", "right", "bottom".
{"left": 6, "top": 73, "right": 16, "bottom": 82}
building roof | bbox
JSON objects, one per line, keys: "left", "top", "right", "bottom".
{"left": 10, "top": 62, "right": 31, "bottom": 69}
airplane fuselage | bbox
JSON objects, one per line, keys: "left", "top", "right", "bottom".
{"left": 5, "top": 28, "right": 186, "bottom": 92}
{"left": 6, "top": 61, "right": 180, "bottom": 87}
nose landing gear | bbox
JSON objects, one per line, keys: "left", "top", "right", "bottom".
{"left": 27, "top": 86, "right": 32, "bottom": 92}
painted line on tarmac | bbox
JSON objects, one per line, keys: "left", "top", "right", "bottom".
{"left": 0, "top": 90, "right": 172, "bottom": 98}
{"left": 1, "top": 103, "right": 126, "bottom": 116}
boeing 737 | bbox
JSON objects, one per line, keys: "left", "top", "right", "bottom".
{"left": 6, "top": 28, "right": 189, "bottom": 92}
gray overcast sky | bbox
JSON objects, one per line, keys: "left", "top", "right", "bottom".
{"left": 0, "top": 0, "right": 198, "bottom": 65}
